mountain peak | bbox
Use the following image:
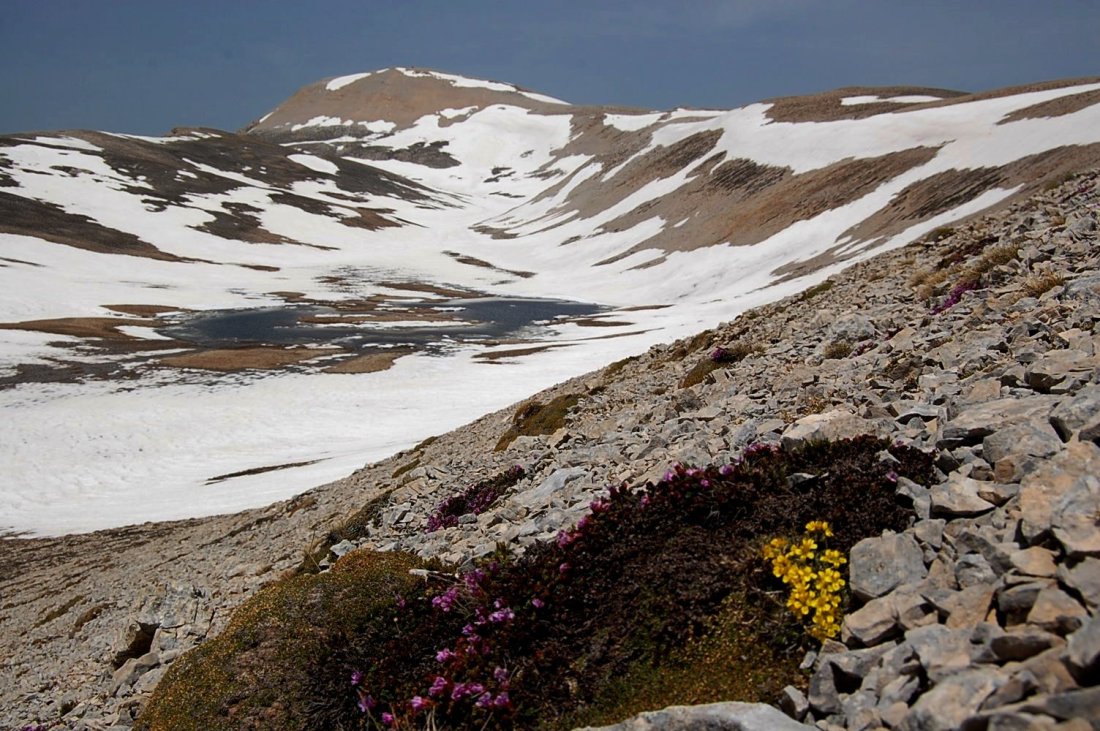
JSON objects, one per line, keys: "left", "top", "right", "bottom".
{"left": 245, "top": 66, "right": 571, "bottom": 136}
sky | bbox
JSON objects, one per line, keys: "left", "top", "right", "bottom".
{"left": 1, "top": 0, "right": 1098, "bottom": 136}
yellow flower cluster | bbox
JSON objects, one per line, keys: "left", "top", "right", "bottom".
{"left": 762, "top": 521, "right": 847, "bottom": 641}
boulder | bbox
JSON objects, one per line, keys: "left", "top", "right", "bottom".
{"left": 1027, "top": 586, "right": 1088, "bottom": 635}
{"left": 900, "top": 668, "right": 1004, "bottom": 731}
{"left": 940, "top": 397, "right": 1060, "bottom": 447}
{"left": 573, "top": 702, "right": 813, "bottom": 730}
{"left": 850, "top": 532, "right": 928, "bottom": 601}
{"left": 780, "top": 410, "right": 895, "bottom": 452}
{"left": 931, "top": 475, "right": 997, "bottom": 518}
{"left": 1019, "top": 442, "right": 1100, "bottom": 543}
{"left": 1049, "top": 385, "right": 1100, "bottom": 442}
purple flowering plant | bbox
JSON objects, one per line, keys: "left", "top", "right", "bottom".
{"left": 343, "top": 437, "right": 934, "bottom": 729}
{"left": 426, "top": 466, "right": 525, "bottom": 532}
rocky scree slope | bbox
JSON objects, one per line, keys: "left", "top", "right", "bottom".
{"left": 3, "top": 169, "right": 1099, "bottom": 729}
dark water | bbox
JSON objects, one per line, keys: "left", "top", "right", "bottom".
{"left": 160, "top": 297, "right": 605, "bottom": 352}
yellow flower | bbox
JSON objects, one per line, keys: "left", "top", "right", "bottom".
{"left": 805, "top": 520, "right": 834, "bottom": 537}
{"left": 763, "top": 519, "right": 847, "bottom": 643}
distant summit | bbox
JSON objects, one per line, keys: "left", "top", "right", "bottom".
{"left": 244, "top": 67, "right": 573, "bottom": 140}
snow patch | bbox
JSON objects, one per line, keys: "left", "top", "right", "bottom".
{"left": 603, "top": 113, "right": 663, "bottom": 132}
{"left": 841, "top": 94, "right": 943, "bottom": 106}
{"left": 288, "top": 153, "right": 339, "bottom": 175}
{"left": 326, "top": 71, "right": 382, "bottom": 91}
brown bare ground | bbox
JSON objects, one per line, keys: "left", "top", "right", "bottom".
{"left": 157, "top": 347, "right": 324, "bottom": 371}
{"left": 569, "top": 318, "right": 635, "bottom": 328}
{"left": 103, "top": 304, "right": 182, "bottom": 317}
{"left": 322, "top": 350, "right": 411, "bottom": 374}
{"left": 597, "top": 146, "right": 938, "bottom": 266}
{"left": 999, "top": 88, "right": 1100, "bottom": 124}
{"left": 245, "top": 67, "right": 575, "bottom": 137}
{"left": 205, "top": 460, "right": 322, "bottom": 485}
{"left": 841, "top": 143, "right": 1100, "bottom": 248}
{"left": 763, "top": 78, "right": 1100, "bottom": 124}
{"left": 0, "top": 317, "right": 159, "bottom": 340}
{"left": 473, "top": 344, "right": 563, "bottom": 361}
{"left": 0, "top": 192, "right": 183, "bottom": 261}
{"left": 763, "top": 85, "right": 965, "bottom": 124}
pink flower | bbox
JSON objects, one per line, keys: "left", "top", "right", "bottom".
{"left": 381, "top": 712, "right": 394, "bottom": 725}
{"left": 410, "top": 696, "right": 429, "bottom": 712}
{"left": 489, "top": 607, "right": 514, "bottom": 623}
{"left": 429, "top": 676, "right": 449, "bottom": 697}
{"left": 531, "top": 597, "right": 544, "bottom": 609}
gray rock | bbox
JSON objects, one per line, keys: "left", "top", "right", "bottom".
{"left": 998, "top": 581, "right": 1054, "bottom": 622}
{"left": 1009, "top": 547, "right": 1058, "bottom": 578}
{"left": 983, "top": 421, "right": 1065, "bottom": 464}
{"left": 940, "top": 397, "right": 1060, "bottom": 447}
{"left": 898, "top": 476, "right": 933, "bottom": 519}
{"left": 778, "top": 685, "right": 809, "bottom": 722}
{"left": 513, "top": 467, "right": 586, "bottom": 509}
{"left": 843, "top": 593, "right": 899, "bottom": 646}
{"left": 1049, "top": 385, "right": 1100, "bottom": 442}
{"left": 942, "top": 584, "right": 997, "bottom": 630}
{"left": 990, "top": 627, "right": 1063, "bottom": 662}
{"left": 914, "top": 519, "right": 947, "bottom": 551}
{"left": 780, "top": 410, "right": 894, "bottom": 452}
{"left": 830, "top": 313, "right": 879, "bottom": 342}
{"left": 1019, "top": 442, "right": 1100, "bottom": 543}
{"left": 1019, "top": 687, "right": 1100, "bottom": 726}
{"left": 110, "top": 651, "right": 159, "bottom": 694}
{"left": 931, "top": 475, "right": 997, "bottom": 518}
{"left": 1051, "top": 471, "right": 1100, "bottom": 557}
{"left": 1026, "top": 586, "right": 1087, "bottom": 634}
{"left": 573, "top": 701, "right": 813, "bottom": 730}
{"left": 907, "top": 624, "right": 974, "bottom": 682}
{"left": 850, "top": 532, "right": 928, "bottom": 601}
{"left": 1025, "top": 350, "right": 1100, "bottom": 393}
{"left": 956, "top": 553, "right": 999, "bottom": 588}
{"left": 1067, "top": 615, "right": 1100, "bottom": 680}
{"left": 1058, "top": 557, "right": 1100, "bottom": 611}
{"left": 900, "top": 668, "right": 1004, "bottom": 731}
{"left": 807, "top": 661, "right": 843, "bottom": 716}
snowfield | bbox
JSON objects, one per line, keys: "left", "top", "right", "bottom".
{"left": 2, "top": 71, "right": 1099, "bottom": 535}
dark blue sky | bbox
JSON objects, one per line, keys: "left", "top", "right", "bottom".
{"left": 2, "top": 0, "right": 1097, "bottom": 136}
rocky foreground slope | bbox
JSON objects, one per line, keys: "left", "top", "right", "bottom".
{"left": 2, "top": 171, "right": 1100, "bottom": 729}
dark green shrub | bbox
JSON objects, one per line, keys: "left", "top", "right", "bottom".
{"left": 495, "top": 394, "right": 582, "bottom": 451}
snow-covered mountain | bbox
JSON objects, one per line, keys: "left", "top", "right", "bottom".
{"left": 3, "top": 67, "right": 1099, "bottom": 535}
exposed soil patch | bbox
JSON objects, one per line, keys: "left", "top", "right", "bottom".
{"left": 375, "top": 280, "right": 479, "bottom": 298}
{"left": 570, "top": 318, "right": 634, "bottom": 328}
{"left": 103, "top": 304, "right": 183, "bottom": 317}
{"left": 245, "top": 67, "right": 572, "bottom": 139}
{"left": 0, "top": 192, "right": 182, "bottom": 261}
{"left": 322, "top": 349, "right": 411, "bottom": 374}
{"left": 443, "top": 251, "right": 535, "bottom": 278}
{"left": 841, "top": 143, "right": 1100, "bottom": 248}
{"left": 156, "top": 347, "right": 325, "bottom": 371}
{"left": 205, "top": 460, "right": 323, "bottom": 485}
{"left": 999, "top": 88, "right": 1100, "bottom": 124}
{"left": 763, "top": 85, "right": 963, "bottom": 123}
{"left": 599, "top": 146, "right": 938, "bottom": 265}
{"left": 0, "top": 317, "right": 159, "bottom": 341}
{"left": 473, "top": 344, "right": 564, "bottom": 361}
